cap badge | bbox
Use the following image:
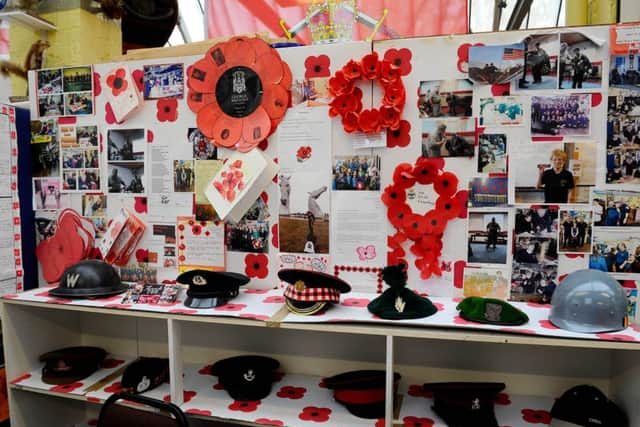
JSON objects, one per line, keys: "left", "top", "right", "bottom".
{"left": 137, "top": 376, "right": 151, "bottom": 393}
{"left": 484, "top": 303, "right": 503, "bottom": 322}
{"left": 243, "top": 369, "right": 256, "bottom": 382}
{"left": 193, "top": 275, "right": 207, "bottom": 285}
{"left": 394, "top": 296, "right": 406, "bottom": 313}
{"left": 66, "top": 273, "right": 80, "bottom": 288}
{"left": 471, "top": 398, "right": 480, "bottom": 410}
{"left": 294, "top": 280, "right": 306, "bottom": 292}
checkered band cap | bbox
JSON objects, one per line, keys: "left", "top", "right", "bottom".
{"left": 284, "top": 284, "right": 341, "bottom": 302}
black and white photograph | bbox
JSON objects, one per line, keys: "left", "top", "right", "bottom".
{"left": 592, "top": 189, "right": 640, "bottom": 226}
{"left": 190, "top": 128, "right": 217, "bottom": 160}
{"left": 37, "top": 69, "right": 63, "bottom": 95}
{"left": 226, "top": 220, "right": 269, "bottom": 253}
{"left": 174, "top": 160, "right": 195, "bottom": 192}
{"left": 143, "top": 63, "right": 184, "bottom": 100}
{"left": 108, "top": 129, "right": 145, "bottom": 161}
{"left": 421, "top": 118, "right": 475, "bottom": 158}
{"left": 418, "top": 79, "right": 473, "bottom": 118}
{"left": 531, "top": 94, "right": 591, "bottom": 137}
{"left": 514, "top": 207, "right": 558, "bottom": 237}
{"left": 468, "top": 43, "right": 525, "bottom": 84}
{"left": 558, "top": 209, "right": 592, "bottom": 254}
{"left": 510, "top": 262, "right": 559, "bottom": 303}
{"left": 108, "top": 163, "right": 145, "bottom": 194}
{"left": 38, "top": 94, "right": 64, "bottom": 117}
{"left": 559, "top": 32, "right": 602, "bottom": 89}
{"left": 467, "top": 211, "right": 508, "bottom": 265}
{"left": 519, "top": 34, "right": 558, "bottom": 90}
{"left": 477, "top": 134, "right": 507, "bottom": 173}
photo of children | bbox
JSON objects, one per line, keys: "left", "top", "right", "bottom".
{"left": 226, "top": 220, "right": 269, "bottom": 253}
{"left": 62, "top": 66, "right": 92, "bottom": 93}
{"left": 418, "top": 79, "right": 473, "bottom": 118}
{"left": 590, "top": 231, "right": 640, "bottom": 274}
{"left": 174, "top": 160, "right": 195, "bottom": 192}
{"left": 38, "top": 95, "right": 64, "bottom": 117}
{"left": 510, "top": 262, "right": 559, "bottom": 303}
{"left": 514, "top": 207, "right": 558, "bottom": 237}
{"left": 559, "top": 32, "right": 602, "bottom": 89}
{"left": 190, "top": 128, "right": 217, "bottom": 160}
{"left": 477, "top": 134, "right": 507, "bottom": 173}
{"left": 468, "top": 43, "right": 525, "bottom": 84}
{"left": 33, "top": 178, "right": 62, "bottom": 210}
{"left": 421, "top": 118, "right": 475, "bottom": 158}
{"left": 519, "top": 34, "right": 558, "bottom": 90}
{"left": 558, "top": 210, "right": 592, "bottom": 253}
{"left": 592, "top": 189, "right": 640, "bottom": 226}
{"left": 143, "top": 63, "right": 184, "bottom": 99}
{"left": 531, "top": 95, "right": 591, "bottom": 137}
{"left": 478, "top": 97, "right": 524, "bottom": 127}
{"left": 331, "top": 155, "right": 380, "bottom": 191}
{"left": 513, "top": 143, "right": 596, "bottom": 204}
{"left": 37, "top": 69, "right": 62, "bottom": 95}
{"left": 467, "top": 212, "right": 508, "bottom": 265}
{"left": 64, "top": 92, "right": 93, "bottom": 115}
{"left": 463, "top": 267, "right": 510, "bottom": 299}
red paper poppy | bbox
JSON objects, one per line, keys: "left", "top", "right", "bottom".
{"left": 361, "top": 52, "right": 380, "bottom": 80}
{"left": 50, "top": 382, "right": 83, "bottom": 393}
{"left": 402, "top": 214, "right": 428, "bottom": 240}
{"left": 384, "top": 81, "right": 406, "bottom": 108}
{"left": 304, "top": 55, "right": 331, "bottom": 78}
{"left": 387, "top": 202, "right": 411, "bottom": 229}
{"left": 538, "top": 320, "right": 558, "bottom": 329}
{"left": 382, "top": 184, "right": 407, "bottom": 207}
{"left": 407, "top": 384, "right": 432, "bottom": 398}
{"left": 329, "top": 93, "right": 361, "bottom": 118}
{"left": 387, "top": 119, "right": 411, "bottom": 148}
{"left": 380, "top": 105, "right": 401, "bottom": 130}
{"left": 271, "top": 223, "right": 279, "bottom": 248}
{"left": 596, "top": 333, "right": 636, "bottom": 342}
{"left": 134, "top": 196, "right": 147, "bottom": 213}
{"left": 424, "top": 211, "right": 446, "bottom": 235}
{"left": 255, "top": 419, "right": 284, "bottom": 426}
{"left": 156, "top": 98, "right": 178, "bottom": 122}
{"left": 454, "top": 190, "right": 469, "bottom": 218}
{"left": 296, "top": 146, "right": 312, "bottom": 161}
{"left": 411, "top": 157, "right": 440, "bottom": 184}
{"left": 495, "top": 392, "right": 511, "bottom": 405}
{"left": 263, "top": 295, "right": 285, "bottom": 303}
{"left": 214, "top": 303, "right": 247, "bottom": 312}
{"left": 245, "top": 253, "right": 269, "bottom": 278}
{"left": 521, "top": 409, "right": 551, "bottom": 424}
{"left": 191, "top": 224, "right": 202, "bottom": 235}
{"left": 276, "top": 385, "right": 306, "bottom": 399}
{"left": 187, "top": 36, "right": 291, "bottom": 152}
{"left": 435, "top": 195, "right": 462, "bottom": 219}
{"left": 402, "top": 416, "right": 435, "bottom": 427}
{"left": 384, "top": 48, "right": 413, "bottom": 76}
{"left": 228, "top": 400, "right": 261, "bottom": 412}
{"left": 358, "top": 108, "right": 382, "bottom": 133}
{"left": 135, "top": 249, "right": 149, "bottom": 263}
{"left": 132, "top": 69, "right": 144, "bottom": 92}
{"left": 434, "top": 172, "right": 458, "bottom": 197}
{"left": 341, "top": 59, "right": 362, "bottom": 80}
{"left": 388, "top": 250, "right": 406, "bottom": 267}
{"left": 392, "top": 163, "right": 416, "bottom": 189}
{"left": 104, "top": 102, "right": 121, "bottom": 125}
{"left": 163, "top": 391, "right": 196, "bottom": 403}
{"left": 93, "top": 72, "right": 102, "bottom": 97}
{"left": 299, "top": 406, "right": 332, "bottom": 422}
{"left": 342, "top": 112, "right": 359, "bottom": 133}
{"left": 329, "top": 70, "right": 354, "bottom": 97}
{"left": 104, "top": 382, "right": 123, "bottom": 393}
{"left": 341, "top": 298, "right": 370, "bottom": 307}
{"left": 380, "top": 61, "right": 401, "bottom": 84}
{"left": 186, "top": 409, "right": 212, "bottom": 416}
{"left": 106, "top": 68, "right": 128, "bottom": 96}
{"left": 10, "top": 374, "right": 31, "bottom": 385}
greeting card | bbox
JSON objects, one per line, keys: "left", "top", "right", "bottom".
{"left": 104, "top": 65, "right": 144, "bottom": 123}
{"left": 177, "top": 217, "right": 225, "bottom": 272}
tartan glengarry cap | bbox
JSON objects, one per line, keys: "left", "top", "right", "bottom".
{"left": 278, "top": 269, "right": 351, "bottom": 315}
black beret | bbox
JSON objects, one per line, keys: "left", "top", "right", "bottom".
{"left": 39, "top": 346, "right": 107, "bottom": 385}
{"left": 176, "top": 270, "right": 250, "bottom": 308}
{"left": 423, "top": 382, "right": 506, "bottom": 427}
{"left": 551, "top": 385, "right": 628, "bottom": 427}
{"left": 48, "top": 260, "right": 126, "bottom": 298}
{"left": 121, "top": 357, "right": 170, "bottom": 394}
{"left": 210, "top": 355, "right": 280, "bottom": 401}
{"left": 324, "top": 370, "right": 401, "bottom": 419}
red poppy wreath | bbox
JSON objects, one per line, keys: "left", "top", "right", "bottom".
{"left": 186, "top": 36, "right": 292, "bottom": 152}
{"left": 329, "top": 51, "right": 405, "bottom": 134}
{"left": 382, "top": 157, "right": 466, "bottom": 280}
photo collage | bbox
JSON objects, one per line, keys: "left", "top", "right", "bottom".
{"left": 37, "top": 66, "right": 94, "bottom": 117}
{"left": 61, "top": 124, "right": 101, "bottom": 191}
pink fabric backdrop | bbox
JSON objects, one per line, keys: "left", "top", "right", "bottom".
{"left": 207, "top": 0, "right": 468, "bottom": 44}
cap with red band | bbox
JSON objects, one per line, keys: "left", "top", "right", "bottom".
{"left": 324, "top": 370, "right": 401, "bottom": 419}
{"left": 278, "top": 268, "right": 351, "bottom": 316}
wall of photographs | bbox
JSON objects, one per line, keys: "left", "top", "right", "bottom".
{"left": 25, "top": 25, "right": 640, "bottom": 317}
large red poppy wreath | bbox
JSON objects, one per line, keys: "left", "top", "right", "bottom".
{"left": 382, "top": 157, "right": 465, "bottom": 280}
{"left": 187, "top": 36, "right": 292, "bottom": 152}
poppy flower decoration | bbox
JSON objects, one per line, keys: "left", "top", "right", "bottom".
{"left": 296, "top": 146, "right": 312, "bottom": 162}
{"left": 106, "top": 68, "right": 128, "bottom": 96}
{"left": 329, "top": 52, "right": 406, "bottom": 135}
{"left": 381, "top": 157, "right": 463, "bottom": 280}
{"left": 186, "top": 36, "right": 292, "bottom": 153}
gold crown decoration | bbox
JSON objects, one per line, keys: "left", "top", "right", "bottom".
{"left": 306, "top": 0, "right": 357, "bottom": 45}
{"left": 294, "top": 280, "right": 306, "bottom": 291}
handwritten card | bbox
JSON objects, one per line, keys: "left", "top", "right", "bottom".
{"left": 177, "top": 216, "right": 225, "bottom": 272}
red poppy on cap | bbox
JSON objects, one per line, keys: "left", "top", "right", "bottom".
{"left": 434, "top": 172, "right": 458, "bottom": 197}
{"left": 361, "top": 52, "right": 380, "bottom": 80}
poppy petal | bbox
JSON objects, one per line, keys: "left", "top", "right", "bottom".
{"left": 262, "top": 84, "right": 288, "bottom": 120}
{"left": 248, "top": 37, "right": 273, "bottom": 58}
{"left": 222, "top": 36, "right": 256, "bottom": 66}
{"left": 187, "top": 90, "right": 216, "bottom": 113}
{"left": 211, "top": 113, "right": 242, "bottom": 148}
{"left": 281, "top": 62, "right": 293, "bottom": 91}
{"left": 187, "top": 58, "right": 221, "bottom": 94}
{"left": 196, "top": 103, "right": 224, "bottom": 139}
{"left": 239, "top": 106, "right": 271, "bottom": 152}
{"left": 255, "top": 53, "right": 284, "bottom": 85}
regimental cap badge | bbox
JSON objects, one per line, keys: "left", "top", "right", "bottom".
{"left": 294, "top": 280, "right": 306, "bottom": 292}
{"left": 394, "top": 296, "right": 406, "bottom": 313}
{"left": 192, "top": 275, "right": 207, "bottom": 285}
{"left": 65, "top": 273, "right": 80, "bottom": 288}
{"left": 137, "top": 376, "right": 150, "bottom": 393}
{"left": 484, "top": 303, "right": 503, "bottom": 323}
{"left": 471, "top": 397, "right": 481, "bottom": 410}
{"left": 243, "top": 369, "right": 256, "bottom": 382}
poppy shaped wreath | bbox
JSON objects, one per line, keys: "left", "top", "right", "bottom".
{"left": 329, "top": 52, "right": 405, "bottom": 134}
{"left": 186, "top": 36, "right": 292, "bottom": 152}
{"left": 382, "top": 157, "right": 465, "bottom": 280}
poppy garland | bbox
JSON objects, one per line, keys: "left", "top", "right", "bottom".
{"left": 329, "top": 52, "right": 406, "bottom": 134}
{"left": 186, "top": 36, "right": 292, "bottom": 152}
{"left": 382, "top": 157, "right": 466, "bottom": 280}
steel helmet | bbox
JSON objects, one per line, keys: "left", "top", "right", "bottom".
{"left": 48, "top": 260, "right": 127, "bottom": 298}
{"left": 549, "top": 269, "right": 628, "bottom": 333}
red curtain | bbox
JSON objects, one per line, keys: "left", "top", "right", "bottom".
{"left": 207, "top": 0, "right": 468, "bottom": 44}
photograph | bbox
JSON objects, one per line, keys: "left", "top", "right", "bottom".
{"left": 76, "top": 125, "right": 98, "bottom": 147}
{"left": 108, "top": 163, "right": 145, "bottom": 194}
{"left": 64, "top": 91, "right": 93, "bottom": 116}
{"left": 421, "top": 118, "right": 475, "bottom": 158}
{"left": 607, "top": 148, "right": 640, "bottom": 184}
{"left": 279, "top": 172, "right": 330, "bottom": 254}
{"left": 190, "top": 128, "right": 217, "bottom": 160}
{"left": 30, "top": 119, "right": 57, "bottom": 144}
{"left": 463, "top": 267, "right": 510, "bottom": 299}
{"left": 174, "top": 160, "right": 195, "bottom": 192}
{"left": 164, "top": 246, "right": 176, "bottom": 257}
{"left": 515, "top": 207, "right": 558, "bottom": 237}
{"left": 467, "top": 211, "right": 509, "bottom": 265}
{"left": 477, "top": 134, "right": 507, "bottom": 173}
{"left": 468, "top": 43, "right": 525, "bottom": 84}
{"left": 590, "top": 230, "right": 640, "bottom": 274}
{"left": 510, "top": 261, "right": 559, "bottom": 303}
{"left": 38, "top": 94, "right": 64, "bottom": 117}
{"left": 62, "top": 171, "right": 77, "bottom": 190}
{"left": 34, "top": 212, "right": 57, "bottom": 243}
{"left": 153, "top": 224, "right": 177, "bottom": 244}
{"left": 37, "top": 69, "right": 62, "bottom": 95}
{"left": 558, "top": 209, "right": 592, "bottom": 253}
{"left": 33, "top": 178, "right": 62, "bottom": 210}
{"left": 143, "top": 63, "right": 184, "bottom": 99}
{"left": 514, "top": 236, "right": 558, "bottom": 263}
{"left": 92, "top": 217, "right": 107, "bottom": 238}
{"left": 531, "top": 94, "right": 591, "bottom": 137}
{"left": 592, "top": 189, "right": 640, "bottom": 226}
{"left": 77, "top": 169, "right": 100, "bottom": 191}
{"left": 108, "top": 129, "right": 145, "bottom": 161}
{"left": 291, "top": 77, "right": 331, "bottom": 107}
{"left": 559, "top": 32, "right": 602, "bottom": 89}
{"left": 417, "top": 79, "right": 473, "bottom": 118}
{"left": 82, "top": 194, "right": 106, "bottom": 217}
{"left": 83, "top": 149, "right": 100, "bottom": 169}
{"left": 478, "top": 97, "right": 524, "bottom": 127}
{"left": 62, "top": 149, "right": 85, "bottom": 169}
{"left": 468, "top": 177, "right": 508, "bottom": 207}
{"left": 30, "top": 135, "right": 59, "bottom": 178}
{"left": 519, "top": 34, "right": 559, "bottom": 90}
{"left": 226, "top": 220, "right": 269, "bottom": 253}
{"left": 610, "top": 54, "right": 640, "bottom": 89}
{"left": 607, "top": 87, "right": 640, "bottom": 149}
{"left": 331, "top": 155, "right": 380, "bottom": 191}
{"left": 513, "top": 143, "right": 597, "bottom": 204}
{"left": 62, "top": 66, "right": 92, "bottom": 93}
{"left": 120, "top": 265, "right": 158, "bottom": 284}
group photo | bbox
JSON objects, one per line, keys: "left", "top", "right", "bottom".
{"left": 558, "top": 210, "right": 593, "bottom": 253}
{"left": 331, "top": 155, "right": 380, "bottom": 191}
{"left": 592, "top": 190, "right": 640, "bottom": 226}
{"left": 531, "top": 94, "right": 591, "bottom": 136}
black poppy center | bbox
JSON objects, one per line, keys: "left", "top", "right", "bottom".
{"left": 311, "top": 412, "right": 319, "bottom": 417}
{"left": 412, "top": 223, "right": 418, "bottom": 229}
{"left": 392, "top": 129, "right": 401, "bottom": 138}
{"left": 216, "top": 66, "right": 263, "bottom": 118}
{"left": 394, "top": 58, "right": 402, "bottom": 66}
{"left": 253, "top": 262, "right": 260, "bottom": 270}
{"left": 397, "top": 212, "right": 405, "bottom": 219}
{"left": 443, "top": 180, "right": 449, "bottom": 187}
{"left": 113, "top": 77, "right": 123, "bottom": 89}
{"left": 240, "top": 402, "right": 248, "bottom": 407}
{"left": 221, "top": 129, "right": 230, "bottom": 139}
{"left": 164, "top": 106, "right": 171, "bottom": 113}
{"left": 445, "top": 203, "right": 451, "bottom": 209}
{"left": 390, "top": 192, "right": 397, "bottom": 199}
{"left": 314, "top": 65, "right": 322, "bottom": 72}
{"left": 431, "top": 219, "right": 437, "bottom": 226}
{"left": 421, "top": 169, "right": 428, "bottom": 175}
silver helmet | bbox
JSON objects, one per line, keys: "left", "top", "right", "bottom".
{"left": 549, "top": 269, "right": 628, "bottom": 334}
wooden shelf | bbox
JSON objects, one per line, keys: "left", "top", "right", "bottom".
{"left": 0, "top": 10, "right": 56, "bottom": 31}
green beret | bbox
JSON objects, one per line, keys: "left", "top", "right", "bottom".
{"left": 456, "top": 296, "right": 529, "bottom": 326}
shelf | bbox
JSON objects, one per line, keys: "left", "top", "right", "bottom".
{"left": 0, "top": 10, "right": 56, "bottom": 31}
